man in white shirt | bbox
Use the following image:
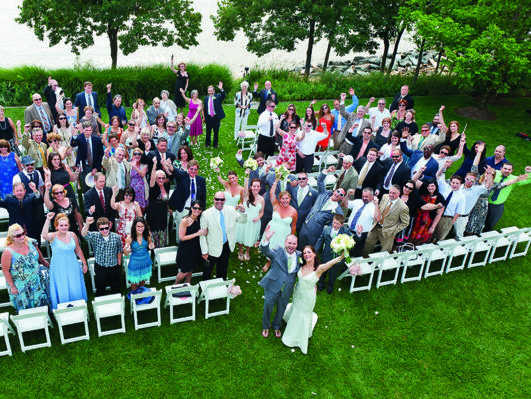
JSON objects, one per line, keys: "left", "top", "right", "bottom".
{"left": 295, "top": 121, "right": 328, "bottom": 173}
{"left": 365, "top": 97, "right": 391, "bottom": 129}
{"left": 434, "top": 174, "right": 466, "bottom": 241}
{"left": 256, "top": 100, "right": 279, "bottom": 157}
{"left": 342, "top": 187, "right": 375, "bottom": 256}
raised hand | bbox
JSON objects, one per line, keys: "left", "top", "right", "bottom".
{"left": 439, "top": 105, "right": 445, "bottom": 112}
{"left": 89, "top": 205, "right": 96, "bottom": 215}
{"left": 86, "top": 216, "right": 94, "bottom": 225}
{"left": 370, "top": 97, "right": 376, "bottom": 103}
{"left": 112, "top": 185, "right": 119, "bottom": 194}
{"left": 340, "top": 93, "right": 347, "bottom": 101}
{"left": 310, "top": 99, "right": 317, "bottom": 106}
{"left": 16, "top": 120, "right": 21, "bottom": 128}
{"left": 107, "top": 83, "right": 112, "bottom": 92}
{"left": 476, "top": 142, "right": 485, "bottom": 153}
{"left": 148, "top": 241, "right": 155, "bottom": 250}
{"left": 46, "top": 212, "right": 55, "bottom": 220}
{"left": 347, "top": 189, "right": 355, "bottom": 197}
{"left": 445, "top": 159, "right": 453, "bottom": 168}
{"left": 152, "top": 156, "right": 158, "bottom": 166}
{"left": 254, "top": 83, "right": 258, "bottom": 90}
{"left": 327, "top": 166, "right": 336, "bottom": 173}
{"left": 218, "top": 81, "right": 223, "bottom": 90}
{"left": 28, "top": 182, "right": 37, "bottom": 192}
{"left": 373, "top": 197, "right": 379, "bottom": 205}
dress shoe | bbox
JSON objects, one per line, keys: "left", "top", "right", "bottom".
{"left": 326, "top": 286, "right": 334, "bottom": 295}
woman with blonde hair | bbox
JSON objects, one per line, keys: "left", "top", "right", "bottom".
{"left": 147, "top": 162, "right": 172, "bottom": 247}
{"left": 1, "top": 223, "right": 50, "bottom": 311}
{"left": 42, "top": 212, "right": 87, "bottom": 309}
{"left": 44, "top": 181, "right": 83, "bottom": 237}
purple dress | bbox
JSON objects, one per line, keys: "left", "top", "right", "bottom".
{"left": 130, "top": 167, "right": 146, "bottom": 208}
{"left": 187, "top": 101, "right": 203, "bottom": 137}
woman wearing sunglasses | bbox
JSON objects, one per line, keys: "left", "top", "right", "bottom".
{"left": 1, "top": 224, "right": 50, "bottom": 311}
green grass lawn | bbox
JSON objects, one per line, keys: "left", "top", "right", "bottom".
{"left": 1, "top": 95, "right": 530, "bottom": 398}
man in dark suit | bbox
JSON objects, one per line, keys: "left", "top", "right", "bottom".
{"left": 106, "top": 83, "right": 127, "bottom": 127}
{"left": 169, "top": 159, "right": 207, "bottom": 239}
{"left": 24, "top": 93, "right": 54, "bottom": 138}
{"left": 315, "top": 214, "right": 358, "bottom": 294}
{"left": 43, "top": 76, "right": 59, "bottom": 122}
{"left": 389, "top": 85, "right": 415, "bottom": 112}
{"left": 140, "top": 137, "right": 176, "bottom": 180}
{"left": 253, "top": 81, "right": 279, "bottom": 115}
{"left": 380, "top": 149, "right": 411, "bottom": 195}
{"left": 203, "top": 82, "right": 226, "bottom": 148}
{"left": 288, "top": 171, "right": 317, "bottom": 234}
{"left": 0, "top": 182, "right": 44, "bottom": 245}
{"left": 71, "top": 123, "right": 104, "bottom": 192}
{"left": 74, "top": 81, "right": 100, "bottom": 120}
{"left": 354, "top": 148, "right": 385, "bottom": 198}
{"left": 259, "top": 227, "right": 301, "bottom": 338}
{"left": 83, "top": 173, "right": 115, "bottom": 231}
{"left": 400, "top": 142, "right": 439, "bottom": 181}
{"left": 299, "top": 170, "right": 344, "bottom": 249}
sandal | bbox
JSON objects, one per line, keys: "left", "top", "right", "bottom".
{"left": 262, "top": 329, "right": 269, "bottom": 338}
{"left": 274, "top": 330, "right": 282, "bottom": 338}
{"left": 245, "top": 253, "right": 250, "bottom": 261}
{"left": 238, "top": 252, "right": 244, "bottom": 261}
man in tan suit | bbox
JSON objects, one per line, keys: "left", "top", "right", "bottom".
{"left": 24, "top": 93, "right": 54, "bottom": 138}
{"left": 200, "top": 191, "right": 247, "bottom": 280}
{"left": 363, "top": 185, "right": 409, "bottom": 256}
{"left": 102, "top": 146, "right": 131, "bottom": 198}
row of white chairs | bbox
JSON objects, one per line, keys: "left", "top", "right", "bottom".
{"left": 338, "top": 226, "right": 531, "bottom": 292}
{"left": 0, "top": 278, "right": 235, "bottom": 355}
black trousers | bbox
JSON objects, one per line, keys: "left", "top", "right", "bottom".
{"left": 95, "top": 263, "right": 122, "bottom": 296}
{"left": 257, "top": 135, "right": 276, "bottom": 157}
{"left": 205, "top": 115, "right": 221, "bottom": 147}
{"left": 203, "top": 242, "right": 231, "bottom": 280}
{"left": 295, "top": 153, "right": 314, "bottom": 173}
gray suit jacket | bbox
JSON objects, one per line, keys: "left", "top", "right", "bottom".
{"left": 335, "top": 166, "right": 359, "bottom": 192}
{"left": 336, "top": 103, "right": 371, "bottom": 153}
{"left": 163, "top": 127, "right": 190, "bottom": 155}
{"left": 258, "top": 242, "right": 301, "bottom": 295}
{"left": 24, "top": 103, "right": 54, "bottom": 132}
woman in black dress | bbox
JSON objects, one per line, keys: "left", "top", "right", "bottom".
{"left": 0, "top": 106, "right": 21, "bottom": 156}
{"left": 174, "top": 200, "right": 208, "bottom": 284}
{"left": 147, "top": 167, "right": 171, "bottom": 248}
{"left": 45, "top": 152, "right": 78, "bottom": 207}
{"left": 170, "top": 55, "right": 189, "bottom": 113}
{"left": 43, "top": 182, "right": 83, "bottom": 237}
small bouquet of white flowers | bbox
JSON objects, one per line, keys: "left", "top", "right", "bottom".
{"left": 243, "top": 158, "right": 258, "bottom": 171}
{"left": 210, "top": 157, "right": 224, "bottom": 170}
{"left": 275, "top": 164, "right": 291, "bottom": 181}
{"left": 330, "top": 234, "right": 355, "bottom": 263}
{"left": 349, "top": 264, "right": 362, "bottom": 276}
{"left": 227, "top": 281, "right": 242, "bottom": 299}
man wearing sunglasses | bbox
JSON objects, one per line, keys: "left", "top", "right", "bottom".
{"left": 380, "top": 149, "right": 411, "bottom": 195}
{"left": 257, "top": 100, "right": 280, "bottom": 157}
{"left": 199, "top": 192, "right": 247, "bottom": 280}
{"left": 82, "top": 216, "right": 123, "bottom": 296}
{"left": 288, "top": 172, "right": 317, "bottom": 234}
{"left": 13, "top": 155, "right": 44, "bottom": 195}
{"left": 336, "top": 96, "right": 372, "bottom": 155}
{"left": 299, "top": 168, "right": 344, "bottom": 249}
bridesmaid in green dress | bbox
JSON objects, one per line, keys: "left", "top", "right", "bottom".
{"left": 236, "top": 175, "right": 265, "bottom": 261}
{"left": 216, "top": 169, "right": 245, "bottom": 207}
{"left": 282, "top": 246, "right": 343, "bottom": 354}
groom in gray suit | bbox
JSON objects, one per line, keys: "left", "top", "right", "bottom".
{"left": 259, "top": 227, "right": 301, "bottom": 338}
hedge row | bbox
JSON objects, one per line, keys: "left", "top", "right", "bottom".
{"left": 0, "top": 64, "right": 462, "bottom": 107}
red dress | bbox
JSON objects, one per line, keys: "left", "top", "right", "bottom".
{"left": 410, "top": 195, "right": 437, "bottom": 243}
{"left": 276, "top": 133, "right": 297, "bottom": 171}
{"left": 316, "top": 117, "right": 333, "bottom": 148}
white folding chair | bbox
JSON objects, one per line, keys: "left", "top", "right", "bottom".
{"left": 154, "top": 247, "right": 178, "bottom": 283}
{"left": 164, "top": 284, "right": 199, "bottom": 324}
{"left": 92, "top": 294, "right": 126, "bottom": 337}
{"left": 437, "top": 239, "right": 469, "bottom": 273}
{"left": 0, "top": 271, "right": 13, "bottom": 308}
{"left": 422, "top": 243, "right": 448, "bottom": 278}
{"left": 461, "top": 235, "right": 491, "bottom": 268}
{"left": 11, "top": 306, "right": 53, "bottom": 352}
{"left": 370, "top": 251, "right": 401, "bottom": 288}
{"left": 0, "top": 231, "right": 7, "bottom": 251}
{"left": 502, "top": 226, "right": 531, "bottom": 259}
{"left": 0, "top": 312, "right": 15, "bottom": 356}
{"left": 130, "top": 288, "right": 162, "bottom": 330}
{"left": 400, "top": 249, "right": 426, "bottom": 283}
{"left": 237, "top": 128, "right": 258, "bottom": 153}
{"left": 337, "top": 257, "right": 375, "bottom": 293}
{"left": 197, "top": 278, "right": 234, "bottom": 319}
{"left": 53, "top": 299, "right": 90, "bottom": 345}
{"left": 0, "top": 208, "right": 9, "bottom": 225}
{"left": 481, "top": 231, "right": 512, "bottom": 263}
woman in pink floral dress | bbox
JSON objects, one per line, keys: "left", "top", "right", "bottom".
{"left": 110, "top": 186, "right": 142, "bottom": 246}
{"left": 276, "top": 119, "right": 305, "bottom": 171}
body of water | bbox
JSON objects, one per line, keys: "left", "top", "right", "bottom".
{"left": 1, "top": 0, "right": 415, "bottom": 76}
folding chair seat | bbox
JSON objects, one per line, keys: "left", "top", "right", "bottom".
{"left": 92, "top": 294, "right": 126, "bottom": 337}
{"left": 237, "top": 129, "right": 257, "bottom": 152}
{"left": 481, "top": 231, "right": 511, "bottom": 263}
{"left": 154, "top": 247, "right": 178, "bottom": 283}
{"left": 502, "top": 226, "right": 531, "bottom": 259}
{"left": 164, "top": 284, "right": 199, "bottom": 324}
{"left": 0, "top": 312, "right": 15, "bottom": 356}
{"left": 0, "top": 208, "right": 9, "bottom": 224}
{"left": 0, "top": 231, "right": 7, "bottom": 251}
{"left": 400, "top": 249, "right": 426, "bottom": 283}
{"left": 197, "top": 278, "right": 234, "bottom": 319}
{"left": 11, "top": 306, "right": 53, "bottom": 352}
{"left": 0, "top": 271, "right": 12, "bottom": 308}
{"left": 130, "top": 288, "right": 162, "bottom": 330}
{"left": 422, "top": 243, "right": 448, "bottom": 278}
{"left": 461, "top": 236, "right": 491, "bottom": 268}
{"left": 437, "top": 239, "right": 469, "bottom": 273}
{"left": 53, "top": 299, "right": 90, "bottom": 344}
{"left": 370, "top": 251, "right": 401, "bottom": 288}
{"left": 337, "top": 257, "right": 375, "bottom": 293}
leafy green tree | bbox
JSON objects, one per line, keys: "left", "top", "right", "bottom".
{"left": 16, "top": 0, "right": 202, "bottom": 69}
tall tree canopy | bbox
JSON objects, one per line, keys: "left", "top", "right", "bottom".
{"left": 17, "top": 0, "right": 202, "bottom": 68}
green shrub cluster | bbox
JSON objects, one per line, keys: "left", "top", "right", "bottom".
{"left": 0, "top": 64, "right": 233, "bottom": 107}
{"left": 0, "top": 64, "right": 463, "bottom": 106}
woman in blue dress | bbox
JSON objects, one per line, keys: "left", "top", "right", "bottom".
{"left": 124, "top": 217, "right": 154, "bottom": 291}
{"left": 1, "top": 224, "right": 50, "bottom": 311}
{"left": 0, "top": 139, "right": 22, "bottom": 199}
{"left": 42, "top": 212, "right": 88, "bottom": 310}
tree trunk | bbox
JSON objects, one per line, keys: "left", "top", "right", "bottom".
{"left": 435, "top": 48, "right": 443, "bottom": 74}
{"left": 387, "top": 26, "right": 405, "bottom": 75}
{"left": 323, "top": 39, "right": 332, "bottom": 72}
{"left": 108, "top": 27, "right": 119, "bottom": 69}
{"left": 413, "top": 37, "right": 426, "bottom": 83}
{"left": 304, "top": 19, "right": 316, "bottom": 77}
{"left": 380, "top": 36, "right": 390, "bottom": 73}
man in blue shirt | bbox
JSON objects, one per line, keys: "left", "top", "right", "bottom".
{"left": 106, "top": 83, "right": 127, "bottom": 128}
{"left": 485, "top": 145, "right": 509, "bottom": 170}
